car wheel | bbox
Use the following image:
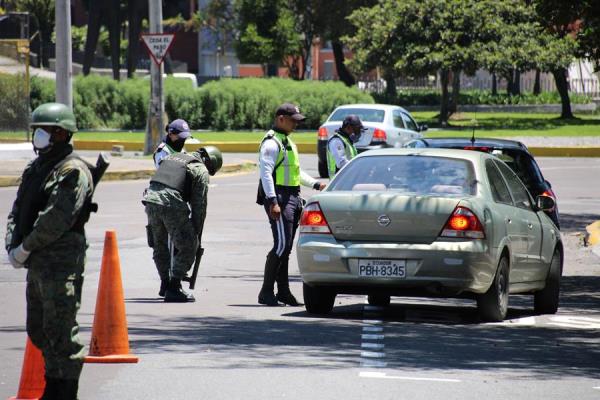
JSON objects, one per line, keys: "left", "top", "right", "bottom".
{"left": 318, "top": 158, "right": 328, "bottom": 179}
{"left": 303, "top": 282, "right": 336, "bottom": 314}
{"left": 534, "top": 248, "right": 561, "bottom": 315}
{"left": 367, "top": 294, "right": 390, "bottom": 307}
{"left": 477, "top": 256, "right": 509, "bottom": 322}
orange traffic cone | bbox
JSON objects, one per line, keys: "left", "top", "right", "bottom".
{"left": 9, "top": 337, "right": 45, "bottom": 400}
{"left": 84, "top": 230, "right": 138, "bottom": 363}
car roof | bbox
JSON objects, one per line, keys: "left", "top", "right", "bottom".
{"left": 332, "top": 104, "right": 410, "bottom": 113}
{"left": 357, "top": 147, "right": 490, "bottom": 163}
{"left": 413, "top": 137, "right": 528, "bottom": 151}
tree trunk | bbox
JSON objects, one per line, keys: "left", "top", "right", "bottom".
{"left": 83, "top": 2, "right": 102, "bottom": 76}
{"left": 383, "top": 68, "right": 396, "bottom": 99}
{"left": 127, "top": 0, "right": 146, "bottom": 78}
{"left": 332, "top": 40, "right": 355, "bottom": 86}
{"left": 552, "top": 67, "right": 574, "bottom": 119}
{"left": 39, "top": 30, "right": 51, "bottom": 68}
{"left": 533, "top": 68, "right": 541, "bottom": 95}
{"left": 492, "top": 72, "right": 497, "bottom": 96}
{"left": 449, "top": 69, "right": 461, "bottom": 115}
{"left": 107, "top": 0, "right": 121, "bottom": 80}
{"left": 505, "top": 72, "right": 514, "bottom": 96}
{"left": 439, "top": 69, "right": 450, "bottom": 126}
{"left": 513, "top": 69, "right": 521, "bottom": 96}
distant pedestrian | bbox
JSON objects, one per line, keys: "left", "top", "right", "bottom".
{"left": 327, "top": 114, "right": 365, "bottom": 179}
{"left": 256, "top": 103, "right": 326, "bottom": 306}
{"left": 143, "top": 146, "right": 222, "bottom": 302}
{"left": 5, "top": 103, "right": 97, "bottom": 400}
{"left": 153, "top": 119, "right": 192, "bottom": 168}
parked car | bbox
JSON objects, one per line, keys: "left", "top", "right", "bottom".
{"left": 405, "top": 138, "right": 560, "bottom": 229}
{"left": 297, "top": 148, "right": 562, "bottom": 322}
{"left": 316, "top": 104, "right": 427, "bottom": 178}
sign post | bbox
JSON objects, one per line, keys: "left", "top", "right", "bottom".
{"left": 142, "top": 0, "right": 174, "bottom": 155}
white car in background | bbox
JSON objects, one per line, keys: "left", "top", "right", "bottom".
{"left": 316, "top": 104, "right": 427, "bottom": 178}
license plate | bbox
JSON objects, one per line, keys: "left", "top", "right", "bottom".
{"left": 358, "top": 259, "right": 406, "bottom": 278}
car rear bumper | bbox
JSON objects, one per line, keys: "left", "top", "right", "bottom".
{"left": 297, "top": 234, "right": 496, "bottom": 296}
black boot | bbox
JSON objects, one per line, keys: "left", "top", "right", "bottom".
{"left": 164, "top": 278, "right": 195, "bottom": 303}
{"left": 56, "top": 379, "right": 79, "bottom": 400}
{"left": 158, "top": 278, "right": 169, "bottom": 297}
{"left": 40, "top": 376, "right": 57, "bottom": 400}
{"left": 276, "top": 288, "right": 300, "bottom": 306}
{"left": 258, "top": 252, "right": 281, "bottom": 306}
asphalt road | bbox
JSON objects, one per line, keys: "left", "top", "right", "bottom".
{"left": 1, "top": 154, "right": 599, "bottom": 400}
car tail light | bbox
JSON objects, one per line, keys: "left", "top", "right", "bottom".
{"left": 372, "top": 128, "right": 387, "bottom": 142}
{"left": 440, "top": 206, "right": 485, "bottom": 239}
{"left": 463, "top": 146, "right": 491, "bottom": 153}
{"left": 318, "top": 127, "right": 328, "bottom": 141}
{"left": 300, "top": 202, "right": 331, "bottom": 234}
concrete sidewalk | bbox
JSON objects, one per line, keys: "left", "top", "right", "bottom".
{"left": 0, "top": 143, "right": 256, "bottom": 187}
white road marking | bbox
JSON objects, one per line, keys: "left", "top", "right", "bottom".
{"left": 361, "top": 360, "right": 388, "bottom": 368}
{"left": 363, "top": 319, "right": 383, "bottom": 324}
{"left": 593, "top": 387, "right": 600, "bottom": 390}
{"left": 362, "top": 342, "right": 385, "bottom": 350}
{"left": 362, "top": 334, "right": 384, "bottom": 340}
{"left": 361, "top": 351, "right": 386, "bottom": 358}
{"left": 492, "top": 316, "right": 537, "bottom": 326}
{"left": 363, "top": 326, "right": 383, "bottom": 332}
{"left": 360, "top": 371, "right": 461, "bottom": 383}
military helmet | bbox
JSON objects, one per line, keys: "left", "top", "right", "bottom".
{"left": 198, "top": 146, "right": 223, "bottom": 176}
{"left": 31, "top": 102, "right": 78, "bottom": 133}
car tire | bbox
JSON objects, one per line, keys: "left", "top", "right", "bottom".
{"left": 534, "top": 248, "right": 561, "bottom": 315}
{"left": 367, "top": 294, "right": 391, "bottom": 307}
{"left": 477, "top": 256, "right": 509, "bottom": 322}
{"left": 318, "top": 158, "right": 328, "bottom": 179}
{"left": 303, "top": 282, "right": 336, "bottom": 314}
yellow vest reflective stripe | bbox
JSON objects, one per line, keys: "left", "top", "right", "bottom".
{"left": 327, "top": 133, "right": 357, "bottom": 178}
{"left": 260, "top": 130, "right": 301, "bottom": 187}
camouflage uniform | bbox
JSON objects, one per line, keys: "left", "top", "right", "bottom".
{"left": 5, "top": 143, "right": 93, "bottom": 381}
{"left": 143, "top": 155, "right": 209, "bottom": 281}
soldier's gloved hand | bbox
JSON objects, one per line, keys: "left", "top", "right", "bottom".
{"left": 8, "top": 244, "right": 30, "bottom": 269}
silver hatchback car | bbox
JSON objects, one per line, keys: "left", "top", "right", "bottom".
{"left": 297, "top": 148, "right": 562, "bottom": 322}
{"left": 316, "top": 104, "right": 427, "bottom": 178}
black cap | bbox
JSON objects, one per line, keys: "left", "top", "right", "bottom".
{"left": 342, "top": 114, "right": 367, "bottom": 131}
{"left": 275, "top": 102, "right": 306, "bottom": 121}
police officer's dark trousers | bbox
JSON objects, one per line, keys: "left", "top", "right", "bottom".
{"left": 262, "top": 186, "right": 302, "bottom": 295}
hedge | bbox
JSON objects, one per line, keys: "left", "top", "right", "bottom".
{"left": 0, "top": 73, "right": 30, "bottom": 130}
{"left": 29, "top": 75, "right": 374, "bottom": 130}
{"left": 373, "top": 88, "right": 592, "bottom": 107}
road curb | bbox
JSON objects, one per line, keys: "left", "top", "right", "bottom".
{"left": 0, "top": 160, "right": 256, "bottom": 187}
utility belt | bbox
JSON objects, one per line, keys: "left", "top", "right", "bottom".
{"left": 274, "top": 185, "right": 300, "bottom": 195}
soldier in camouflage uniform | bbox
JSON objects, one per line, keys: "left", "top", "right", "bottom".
{"left": 5, "top": 103, "right": 94, "bottom": 400}
{"left": 143, "top": 146, "right": 222, "bottom": 302}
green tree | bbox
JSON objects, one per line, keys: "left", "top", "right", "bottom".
{"left": 577, "top": 1, "right": 600, "bottom": 71}
{"left": 6, "top": 0, "right": 54, "bottom": 67}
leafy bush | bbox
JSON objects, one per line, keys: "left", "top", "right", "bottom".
{"left": 0, "top": 73, "right": 29, "bottom": 130}
{"left": 29, "top": 75, "right": 373, "bottom": 130}
{"left": 374, "top": 89, "right": 592, "bottom": 107}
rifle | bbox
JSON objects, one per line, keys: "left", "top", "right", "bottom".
{"left": 182, "top": 230, "right": 204, "bottom": 290}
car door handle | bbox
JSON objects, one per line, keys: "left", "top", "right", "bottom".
{"left": 505, "top": 218, "right": 511, "bottom": 224}
{"left": 526, "top": 221, "right": 533, "bottom": 229}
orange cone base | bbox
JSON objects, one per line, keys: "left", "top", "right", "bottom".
{"left": 8, "top": 397, "right": 39, "bottom": 400}
{"left": 84, "top": 354, "right": 139, "bottom": 364}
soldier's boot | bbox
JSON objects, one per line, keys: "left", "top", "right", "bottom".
{"left": 158, "top": 278, "right": 169, "bottom": 297}
{"left": 258, "top": 252, "right": 281, "bottom": 306}
{"left": 40, "top": 376, "right": 58, "bottom": 400}
{"left": 164, "top": 278, "right": 195, "bottom": 303}
{"left": 56, "top": 379, "right": 79, "bottom": 400}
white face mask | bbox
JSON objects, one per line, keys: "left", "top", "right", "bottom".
{"left": 33, "top": 128, "right": 52, "bottom": 151}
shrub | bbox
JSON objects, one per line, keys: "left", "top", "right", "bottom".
{"left": 0, "top": 73, "right": 30, "bottom": 130}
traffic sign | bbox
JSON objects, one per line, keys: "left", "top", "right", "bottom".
{"left": 141, "top": 33, "right": 175, "bottom": 65}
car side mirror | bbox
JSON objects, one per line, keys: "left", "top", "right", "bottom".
{"left": 419, "top": 124, "right": 428, "bottom": 132}
{"left": 536, "top": 195, "right": 555, "bottom": 211}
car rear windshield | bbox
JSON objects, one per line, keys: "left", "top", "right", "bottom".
{"left": 328, "top": 155, "right": 477, "bottom": 196}
{"left": 329, "top": 108, "right": 385, "bottom": 123}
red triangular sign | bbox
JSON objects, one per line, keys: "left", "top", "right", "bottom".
{"left": 141, "top": 33, "right": 175, "bottom": 65}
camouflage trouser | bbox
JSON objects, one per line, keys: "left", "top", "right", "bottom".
{"left": 145, "top": 202, "right": 198, "bottom": 280}
{"left": 26, "top": 268, "right": 85, "bottom": 380}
